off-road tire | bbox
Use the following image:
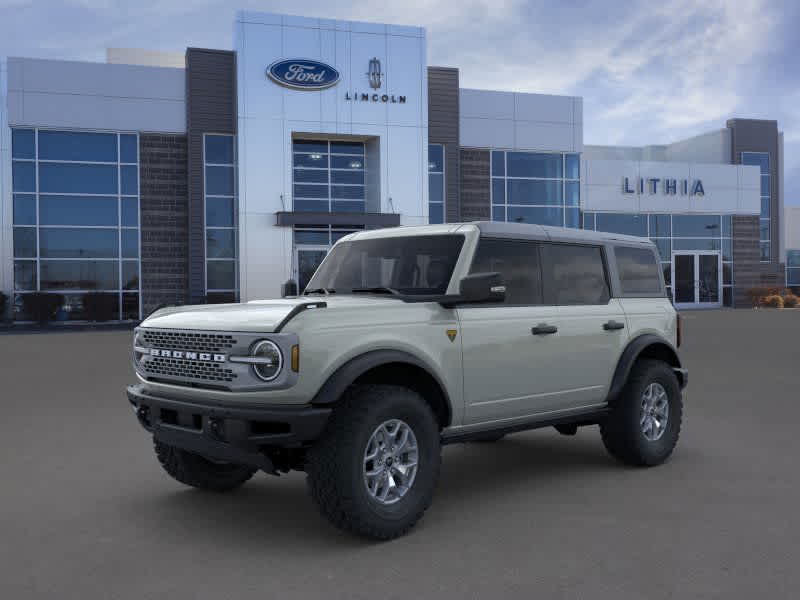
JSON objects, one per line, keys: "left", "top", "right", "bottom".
{"left": 154, "top": 439, "right": 256, "bottom": 492}
{"left": 600, "top": 359, "right": 683, "bottom": 466}
{"left": 306, "top": 385, "right": 441, "bottom": 540}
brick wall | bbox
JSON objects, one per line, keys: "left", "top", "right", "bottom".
{"left": 428, "top": 67, "right": 460, "bottom": 222}
{"left": 139, "top": 134, "right": 189, "bottom": 317}
{"left": 459, "top": 149, "right": 490, "bottom": 221}
{"left": 732, "top": 215, "right": 787, "bottom": 307}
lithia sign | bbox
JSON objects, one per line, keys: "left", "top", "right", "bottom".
{"left": 267, "top": 57, "right": 407, "bottom": 103}
{"left": 623, "top": 177, "right": 705, "bottom": 196}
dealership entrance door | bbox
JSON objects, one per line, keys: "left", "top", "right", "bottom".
{"left": 671, "top": 251, "right": 722, "bottom": 309}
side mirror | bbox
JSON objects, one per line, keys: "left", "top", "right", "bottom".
{"left": 458, "top": 272, "right": 506, "bottom": 304}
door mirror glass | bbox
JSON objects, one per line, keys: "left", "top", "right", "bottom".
{"left": 458, "top": 272, "right": 506, "bottom": 303}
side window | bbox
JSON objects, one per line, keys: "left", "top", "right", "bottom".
{"left": 540, "top": 243, "right": 610, "bottom": 305}
{"left": 615, "top": 246, "right": 663, "bottom": 295}
{"left": 469, "top": 238, "right": 542, "bottom": 305}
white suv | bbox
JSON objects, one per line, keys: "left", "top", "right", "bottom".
{"left": 127, "top": 222, "right": 687, "bottom": 539}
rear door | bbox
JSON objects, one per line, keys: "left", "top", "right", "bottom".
{"left": 458, "top": 238, "right": 567, "bottom": 425}
{"left": 539, "top": 243, "right": 629, "bottom": 408}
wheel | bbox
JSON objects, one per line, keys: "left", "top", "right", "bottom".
{"left": 600, "top": 359, "right": 683, "bottom": 466}
{"left": 305, "top": 385, "right": 441, "bottom": 540}
{"left": 154, "top": 439, "right": 256, "bottom": 492}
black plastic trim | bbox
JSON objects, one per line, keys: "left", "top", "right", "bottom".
{"left": 311, "top": 349, "right": 453, "bottom": 425}
{"left": 127, "top": 384, "right": 332, "bottom": 455}
{"left": 273, "top": 301, "right": 327, "bottom": 333}
{"left": 275, "top": 211, "right": 401, "bottom": 228}
{"left": 441, "top": 407, "right": 608, "bottom": 445}
{"left": 606, "top": 334, "right": 685, "bottom": 402}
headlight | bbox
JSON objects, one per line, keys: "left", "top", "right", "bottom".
{"left": 251, "top": 340, "right": 283, "bottom": 381}
{"left": 133, "top": 331, "right": 145, "bottom": 366}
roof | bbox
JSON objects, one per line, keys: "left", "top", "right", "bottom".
{"left": 346, "top": 221, "right": 653, "bottom": 247}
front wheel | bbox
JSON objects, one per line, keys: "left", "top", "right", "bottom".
{"left": 154, "top": 440, "right": 256, "bottom": 492}
{"left": 306, "top": 385, "right": 441, "bottom": 540}
{"left": 600, "top": 359, "right": 683, "bottom": 466}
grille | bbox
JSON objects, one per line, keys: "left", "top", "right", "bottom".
{"left": 144, "top": 357, "right": 238, "bottom": 383}
{"left": 142, "top": 330, "right": 238, "bottom": 353}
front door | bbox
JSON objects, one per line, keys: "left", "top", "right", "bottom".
{"left": 671, "top": 251, "right": 721, "bottom": 309}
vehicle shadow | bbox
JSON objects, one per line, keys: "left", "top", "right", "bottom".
{"left": 121, "top": 429, "right": 617, "bottom": 548}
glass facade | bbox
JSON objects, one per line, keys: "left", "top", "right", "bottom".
{"left": 742, "top": 152, "right": 770, "bottom": 261}
{"left": 788, "top": 250, "right": 800, "bottom": 288}
{"left": 584, "top": 212, "right": 734, "bottom": 306}
{"left": 292, "top": 140, "right": 365, "bottom": 213}
{"left": 204, "top": 134, "right": 238, "bottom": 302}
{"left": 11, "top": 128, "right": 141, "bottom": 320}
{"left": 428, "top": 144, "right": 444, "bottom": 224}
{"left": 491, "top": 151, "right": 580, "bottom": 228}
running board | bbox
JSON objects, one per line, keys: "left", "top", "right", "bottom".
{"left": 441, "top": 407, "right": 609, "bottom": 445}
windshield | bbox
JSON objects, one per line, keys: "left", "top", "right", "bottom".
{"left": 305, "top": 234, "right": 465, "bottom": 296}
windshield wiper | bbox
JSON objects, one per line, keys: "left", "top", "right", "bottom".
{"left": 351, "top": 286, "right": 400, "bottom": 296}
{"left": 304, "top": 287, "right": 336, "bottom": 295}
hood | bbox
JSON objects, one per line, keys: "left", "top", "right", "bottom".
{"left": 141, "top": 295, "right": 401, "bottom": 333}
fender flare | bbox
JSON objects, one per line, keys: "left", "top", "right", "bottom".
{"left": 311, "top": 349, "right": 453, "bottom": 425}
{"left": 606, "top": 334, "right": 684, "bottom": 403}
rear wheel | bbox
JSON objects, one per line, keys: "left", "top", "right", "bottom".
{"left": 600, "top": 359, "right": 683, "bottom": 466}
{"left": 306, "top": 385, "right": 441, "bottom": 540}
{"left": 154, "top": 440, "right": 256, "bottom": 492}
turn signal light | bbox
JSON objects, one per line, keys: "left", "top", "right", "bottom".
{"left": 291, "top": 345, "right": 300, "bottom": 372}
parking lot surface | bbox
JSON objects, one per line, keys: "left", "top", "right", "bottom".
{"left": 1, "top": 309, "right": 799, "bottom": 599}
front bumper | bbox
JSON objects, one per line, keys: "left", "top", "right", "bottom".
{"left": 126, "top": 384, "right": 331, "bottom": 472}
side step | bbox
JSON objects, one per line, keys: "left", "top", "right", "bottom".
{"left": 441, "top": 407, "right": 608, "bottom": 445}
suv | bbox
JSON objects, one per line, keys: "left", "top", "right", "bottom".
{"left": 127, "top": 222, "right": 687, "bottom": 539}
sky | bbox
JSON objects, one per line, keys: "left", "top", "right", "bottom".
{"left": 1, "top": 0, "right": 798, "bottom": 204}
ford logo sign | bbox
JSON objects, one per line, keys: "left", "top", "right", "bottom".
{"left": 267, "top": 59, "right": 340, "bottom": 90}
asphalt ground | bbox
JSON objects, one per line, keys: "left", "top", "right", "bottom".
{"left": 1, "top": 308, "right": 798, "bottom": 599}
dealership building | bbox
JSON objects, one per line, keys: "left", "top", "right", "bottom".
{"left": 0, "top": 10, "right": 792, "bottom": 321}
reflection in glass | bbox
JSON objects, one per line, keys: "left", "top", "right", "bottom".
{"left": 507, "top": 179, "right": 562, "bottom": 206}
{"left": 12, "top": 129, "right": 35, "bottom": 159}
{"left": 14, "top": 261, "right": 36, "bottom": 291}
{"left": 206, "top": 197, "right": 234, "bottom": 227}
{"left": 39, "top": 228, "right": 118, "bottom": 258}
{"left": 507, "top": 152, "right": 562, "bottom": 178}
{"left": 40, "top": 195, "right": 118, "bottom": 226}
{"left": 207, "top": 260, "right": 236, "bottom": 290}
{"left": 38, "top": 130, "right": 117, "bottom": 162}
{"left": 13, "top": 194, "right": 36, "bottom": 225}
{"left": 205, "top": 135, "right": 234, "bottom": 164}
{"left": 40, "top": 261, "right": 119, "bottom": 290}
{"left": 674, "top": 255, "right": 695, "bottom": 303}
{"left": 205, "top": 166, "right": 235, "bottom": 195}
{"left": 206, "top": 229, "right": 236, "bottom": 259}
{"left": 13, "top": 228, "right": 37, "bottom": 258}
{"left": 39, "top": 163, "right": 118, "bottom": 194}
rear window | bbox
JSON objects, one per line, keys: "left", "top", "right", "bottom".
{"left": 540, "top": 243, "right": 610, "bottom": 305}
{"left": 615, "top": 246, "right": 663, "bottom": 295}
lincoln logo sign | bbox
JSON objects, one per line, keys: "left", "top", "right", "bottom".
{"left": 266, "top": 59, "right": 340, "bottom": 90}
{"left": 623, "top": 177, "right": 705, "bottom": 196}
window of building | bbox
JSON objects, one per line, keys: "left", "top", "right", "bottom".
{"left": 742, "top": 152, "right": 770, "bottom": 261}
{"left": 428, "top": 144, "right": 445, "bottom": 224}
{"left": 11, "top": 128, "right": 141, "bottom": 320}
{"left": 583, "top": 212, "right": 733, "bottom": 306}
{"left": 292, "top": 140, "right": 365, "bottom": 213}
{"left": 490, "top": 151, "right": 580, "bottom": 228}
{"left": 469, "top": 238, "right": 542, "bottom": 305}
{"left": 787, "top": 250, "right": 800, "bottom": 289}
{"left": 540, "top": 243, "right": 610, "bottom": 305}
{"left": 204, "top": 134, "right": 238, "bottom": 302}
{"left": 615, "top": 246, "right": 663, "bottom": 295}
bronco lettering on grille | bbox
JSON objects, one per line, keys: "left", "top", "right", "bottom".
{"left": 149, "top": 349, "right": 227, "bottom": 362}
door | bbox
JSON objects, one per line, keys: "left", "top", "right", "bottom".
{"left": 458, "top": 238, "right": 565, "bottom": 425}
{"left": 672, "top": 251, "right": 721, "bottom": 309}
{"left": 539, "top": 243, "right": 629, "bottom": 408}
{"left": 296, "top": 247, "right": 328, "bottom": 292}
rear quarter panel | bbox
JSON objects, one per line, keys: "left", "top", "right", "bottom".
{"left": 618, "top": 298, "right": 678, "bottom": 347}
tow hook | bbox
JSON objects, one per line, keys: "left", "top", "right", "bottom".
{"left": 135, "top": 405, "right": 151, "bottom": 427}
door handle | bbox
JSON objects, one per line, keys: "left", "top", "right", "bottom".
{"left": 532, "top": 323, "right": 558, "bottom": 335}
{"left": 603, "top": 320, "right": 625, "bottom": 331}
